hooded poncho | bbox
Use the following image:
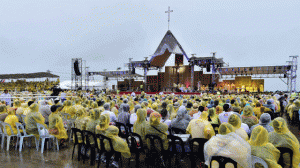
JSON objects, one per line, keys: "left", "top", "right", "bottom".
{"left": 204, "top": 123, "right": 252, "bottom": 168}
{"left": 250, "top": 113, "right": 274, "bottom": 134}
{"left": 145, "top": 112, "right": 168, "bottom": 150}
{"left": 269, "top": 117, "right": 300, "bottom": 168}
{"left": 186, "top": 111, "right": 215, "bottom": 139}
{"left": 228, "top": 114, "right": 249, "bottom": 141}
{"left": 49, "top": 106, "right": 68, "bottom": 140}
{"left": 248, "top": 126, "right": 281, "bottom": 168}
{"left": 242, "top": 106, "right": 258, "bottom": 128}
{"left": 170, "top": 108, "right": 190, "bottom": 130}
{"left": 133, "top": 109, "right": 147, "bottom": 142}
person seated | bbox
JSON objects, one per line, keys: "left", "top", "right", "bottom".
{"left": 133, "top": 109, "right": 147, "bottom": 143}
{"left": 4, "top": 107, "right": 21, "bottom": 135}
{"left": 145, "top": 112, "right": 168, "bottom": 151}
{"left": 189, "top": 103, "right": 199, "bottom": 117}
{"left": 219, "top": 104, "right": 234, "bottom": 123}
{"left": 242, "top": 106, "right": 259, "bottom": 128}
{"left": 170, "top": 108, "right": 190, "bottom": 131}
{"left": 14, "top": 100, "right": 24, "bottom": 116}
{"left": 160, "top": 108, "right": 171, "bottom": 127}
{"left": 86, "top": 109, "right": 101, "bottom": 144}
{"left": 49, "top": 105, "right": 68, "bottom": 147}
{"left": 228, "top": 114, "right": 249, "bottom": 141}
{"left": 102, "top": 103, "right": 117, "bottom": 123}
{"left": 269, "top": 117, "right": 300, "bottom": 168}
{"left": 0, "top": 104, "right": 8, "bottom": 122}
{"left": 250, "top": 113, "right": 274, "bottom": 134}
{"left": 249, "top": 126, "right": 281, "bottom": 168}
{"left": 25, "top": 103, "right": 47, "bottom": 139}
{"left": 129, "top": 104, "right": 141, "bottom": 125}
{"left": 39, "top": 100, "right": 51, "bottom": 125}
{"left": 253, "top": 102, "right": 263, "bottom": 119}
{"left": 204, "top": 123, "right": 252, "bottom": 168}
{"left": 186, "top": 111, "right": 215, "bottom": 139}
{"left": 117, "top": 104, "right": 131, "bottom": 125}
{"left": 105, "top": 126, "right": 131, "bottom": 159}
{"left": 207, "top": 108, "right": 220, "bottom": 125}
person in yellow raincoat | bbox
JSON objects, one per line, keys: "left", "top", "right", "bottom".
{"left": 25, "top": 103, "right": 47, "bottom": 139}
{"left": 95, "top": 113, "right": 111, "bottom": 149}
{"left": 14, "top": 100, "right": 24, "bottom": 115}
{"left": 186, "top": 111, "right": 215, "bottom": 139}
{"left": 287, "top": 100, "right": 300, "bottom": 120}
{"left": 74, "top": 108, "right": 87, "bottom": 143}
{"left": 269, "top": 117, "right": 300, "bottom": 168}
{"left": 228, "top": 113, "right": 249, "bottom": 141}
{"left": 61, "top": 100, "right": 72, "bottom": 119}
{"left": 49, "top": 105, "right": 68, "bottom": 147}
{"left": 204, "top": 122, "right": 252, "bottom": 168}
{"left": 168, "top": 104, "right": 177, "bottom": 120}
{"left": 207, "top": 108, "right": 219, "bottom": 125}
{"left": 133, "top": 109, "right": 147, "bottom": 143}
{"left": 144, "top": 112, "right": 168, "bottom": 150}
{"left": 86, "top": 109, "right": 101, "bottom": 145}
{"left": 0, "top": 104, "right": 8, "bottom": 122}
{"left": 4, "top": 107, "right": 21, "bottom": 135}
{"left": 105, "top": 126, "right": 131, "bottom": 159}
{"left": 249, "top": 125, "right": 281, "bottom": 168}
{"left": 242, "top": 106, "right": 259, "bottom": 128}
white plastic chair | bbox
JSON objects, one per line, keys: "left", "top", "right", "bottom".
{"left": 21, "top": 115, "right": 26, "bottom": 126}
{"left": 36, "top": 123, "right": 59, "bottom": 153}
{"left": 0, "top": 121, "right": 3, "bottom": 145}
{"left": 68, "top": 119, "right": 75, "bottom": 142}
{"left": 1, "top": 122, "right": 18, "bottom": 151}
{"left": 15, "top": 123, "right": 38, "bottom": 152}
{"left": 252, "top": 155, "right": 268, "bottom": 168}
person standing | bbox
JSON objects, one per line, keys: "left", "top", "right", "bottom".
{"left": 0, "top": 89, "right": 11, "bottom": 107}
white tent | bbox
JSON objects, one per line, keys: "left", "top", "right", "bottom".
{"left": 60, "top": 80, "right": 104, "bottom": 90}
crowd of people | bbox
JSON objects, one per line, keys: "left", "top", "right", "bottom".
{"left": 0, "top": 79, "right": 59, "bottom": 92}
{"left": 0, "top": 89, "right": 300, "bottom": 168}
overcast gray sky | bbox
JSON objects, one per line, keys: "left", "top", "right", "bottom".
{"left": 1, "top": 0, "right": 299, "bottom": 91}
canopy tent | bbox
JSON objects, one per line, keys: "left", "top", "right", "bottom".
{"left": 0, "top": 72, "right": 59, "bottom": 79}
{"left": 149, "top": 30, "right": 189, "bottom": 68}
{"left": 60, "top": 80, "right": 104, "bottom": 90}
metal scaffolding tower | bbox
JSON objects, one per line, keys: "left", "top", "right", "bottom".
{"left": 288, "top": 55, "right": 298, "bottom": 94}
{"left": 71, "top": 58, "right": 83, "bottom": 90}
{"left": 85, "top": 67, "right": 89, "bottom": 90}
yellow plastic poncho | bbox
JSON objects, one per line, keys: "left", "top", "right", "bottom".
{"left": 249, "top": 126, "right": 281, "bottom": 168}
{"left": 242, "top": 106, "right": 259, "bottom": 128}
{"left": 111, "top": 107, "right": 118, "bottom": 118}
{"left": 74, "top": 108, "right": 86, "bottom": 143}
{"left": 269, "top": 117, "right": 300, "bottom": 168}
{"left": 186, "top": 111, "right": 215, "bottom": 139}
{"left": 4, "top": 108, "right": 20, "bottom": 135}
{"left": 25, "top": 103, "right": 47, "bottom": 139}
{"left": 66, "top": 106, "right": 76, "bottom": 119}
{"left": 167, "top": 104, "right": 177, "bottom": 120}
{"left": 62, "top": 100, "right": 73, "bottom": 119}
{"left": 288, "top": 100, "right": 300, "bottom": 119}
{"left": 204, "top": 123, "right": 252, "bottom": 168}
{"left": 86, "top": 109, "right": 101, "bottom": 145}
{"left": 145, "top": 112, "right": 168, "bottom": 150}
{"left": 105, "top": 126, "right": 131, "bottom": 158}
{"left": 14, "top": 101, "right": 24, "bottom": 115}
{"left": 133, "top": 109, "right": 147, "bottom": 142}
{"left": 96, "top": 113, "right": 110, "bottom": 135}
{"left": 228, "top": 114, "right": 249, "bottom": 141}
{"left": 49, "top": 107, "right": 68, "bottom": 140}
{"left": 208, "top": 108, "right": 219, "bottom": 125}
